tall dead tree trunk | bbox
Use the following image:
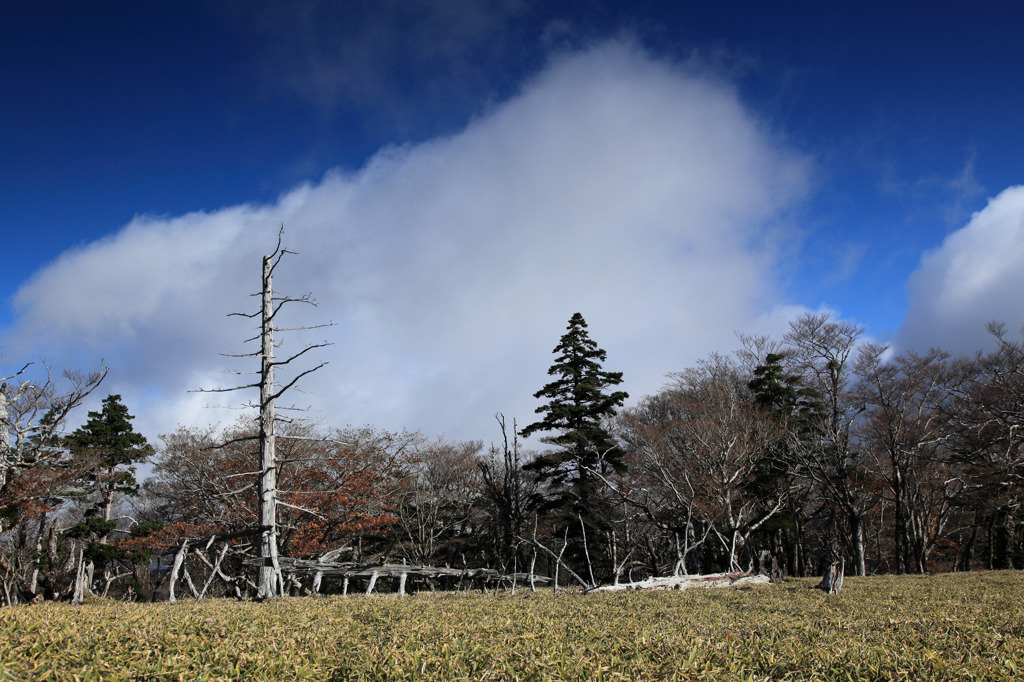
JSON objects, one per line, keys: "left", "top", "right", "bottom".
{"left": 199, "top": 229, "right": 331, "bottom": 601}
{"left": 0, "top": 383, "right": 9, "bottom": 465}
{"left": 256, "top": 251, "right": 282, "bottom": 599}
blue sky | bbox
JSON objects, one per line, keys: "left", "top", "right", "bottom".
{"left": 2, "top": 1, "right": 1023, "bottom": 443}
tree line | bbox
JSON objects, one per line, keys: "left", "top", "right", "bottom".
{"left": 2, "top": 308, "right": 1023, "bottom": 603}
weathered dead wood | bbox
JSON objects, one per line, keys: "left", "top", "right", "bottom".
{"left": 181, "top": 565, "right": 200, "bottom": 599}
{"left": 194, "top": 231, "right": 333, "bottom": 601}
{"left": 70, "top": 546, "right": 87, "bottom": 605}
{"left": 161, "top": 527, "right": 266, "bottom": 603}
{"left": 168, "top": 540, "right": 188, "bottom": 604}
{"left": 267, "top": 557, "right": 551, "bottom": 594}
{"left": 275, "top": 558, "right": 494, "bottom": 580}
{"left": 519, "top": 534, "right": 592, "bottom": 591}
{"left": 506, "top": 572, "right": 551, "bottom": 585}
{"left": 101, "top": 571, "right": 132, "bottom": 598}
{"left": 195, "top": 541, "right": 232, "bottom": 600}
{"left": 758, "top": 550, "right": 786, "bottom": 582}
{"left": 590, "top": 571, "right": 771, "bottom": 593}
{"left": 817, "top": 557, "right": 845, "bottom": 594}
{"left": 155, "top": 526, "right": 267, "bottom": 558}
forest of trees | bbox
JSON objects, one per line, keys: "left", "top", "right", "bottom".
{"left": 2, "top": 307, "right": 1024, "bottom": 604}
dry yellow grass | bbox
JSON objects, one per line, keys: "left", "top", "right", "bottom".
{"left": 2, "top": 571, "right": 1022, "bottom": 680}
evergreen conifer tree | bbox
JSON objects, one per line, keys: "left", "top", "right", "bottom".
{"left": 521, "top": 313, "right": 628, "bottom": 531}
{"left": 66, "top": 394, "right": 153, "bottom": 532}
{"left": 748, "top": 352, "right": 824, "bottom": 441}
{"left": 747, "top": 353, "right": 823, "bottom": 576}
{"left": 64, "top": 394, "right": 152, "bottom": 597}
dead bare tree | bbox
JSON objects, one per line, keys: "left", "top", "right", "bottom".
{"left": 478, "top": 414, "right": 536, "bottom": 574}
{"left": 196, "top": 229, "right": 332, "bottom": 599}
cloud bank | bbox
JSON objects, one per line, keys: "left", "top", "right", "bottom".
{"left": 3, "top": 42, "right": 809, "bottom": 443}
{"left": 898, "top": 185, "right": 1024, "bottom": 354}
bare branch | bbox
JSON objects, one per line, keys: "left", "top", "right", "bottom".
{"left": 269, "top": 362, "right": 329, "bottom": 402}
{"left": 269, "top": 342, "right": 332, "bottom": 369}
{"left": 275, "top": 322, "right": 337, "bottom": 332}
{"left": 276, "top": 500, "right": 328, "bottom": 520}
{"left": 190, "top": 383, "right": 261, "bottom": 394}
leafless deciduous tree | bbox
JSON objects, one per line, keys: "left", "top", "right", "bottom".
{"left": 1, "top": 364, "right": 107, "bottom": 508}
{"left": 784, "top": 312, "right": 873, "bottom": 576}
{"left": 393, "top": 437, "right": 483, "bottom": 566}
{"left": 945, "top": 323, "right": 1024, "bottom": 569}
{"left": 478, "top": 414, "right": 536, "bottom": 574}
{"left": 0, "top": 363, "right": 106, "bottom": 603}
{"left": 618, "top": 356, "right": 786, "bottom": 573}
{"left": 855, "top": 344, "right": 960, "bottom": 574}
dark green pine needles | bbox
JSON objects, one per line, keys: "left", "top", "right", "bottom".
{"left": 521, "top": 312, "right": 627, "bottom": 534}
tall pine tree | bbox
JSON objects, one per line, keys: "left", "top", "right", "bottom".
{"left": 66, "top": 394, "right": 153, "bottom": 534}
{"left": 747, "top": 352, "right": 823, "bottom": 577}
{"left": 64, "top": 394, "right": 152, "bottom": 599}
{"left": 521, "top": 313, "right": 628, "bottom": 533}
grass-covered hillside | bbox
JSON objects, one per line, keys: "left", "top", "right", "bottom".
{"left": 2, "top": 572, "right": 1022, "bottom": 680}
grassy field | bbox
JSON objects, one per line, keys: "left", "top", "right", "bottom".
{"left": 2, "top": 572, "right": 1023, "bottom": 680}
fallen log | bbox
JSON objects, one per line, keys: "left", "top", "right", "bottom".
{"left": 589, "top": 571, "right": 770, "bottom": 593}
{"left": 267, "top": 558, "right": 552, "bottom": 592}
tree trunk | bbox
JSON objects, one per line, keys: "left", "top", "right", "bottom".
{"left": 255, "top": 253, "right": 282, "bottom": 599}
{"left": 958, "top": 524, "right": 977, "bottom": 572}
{"left": 168, "top": 540, "right": 189, "bottom": 604}
{"left": 71, "top": 546, "right": 87, "bottom": 605}
{"left": 0, "top": 387, "right": 8, "bottom": 494}
{"left": 29, "top": 514, "right": 46, "bottom": 595}
{"left": 593, "top": 571, "right": 770, "bottom": 593}
{"left": 893, "top": 473, "right": 907, "bottom": 574}
{"left": 850, "top": 513, "right": 866, "bottom": 576}
{"left": 528, "top": 547, "right": 537, "bottom": 593}
{"left": 817, "top": 558, "right": 845, "bottom": 594}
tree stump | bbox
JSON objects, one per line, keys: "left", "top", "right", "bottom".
{"left": 817, "top": 558, "right": 845, "bottom": 594}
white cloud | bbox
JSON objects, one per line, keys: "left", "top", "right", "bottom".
{"left": 898, "top": 185, "right": 1024, "bottom": 354}
{"left": 3, "top": 41, "right": 809, "bottom": 444}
